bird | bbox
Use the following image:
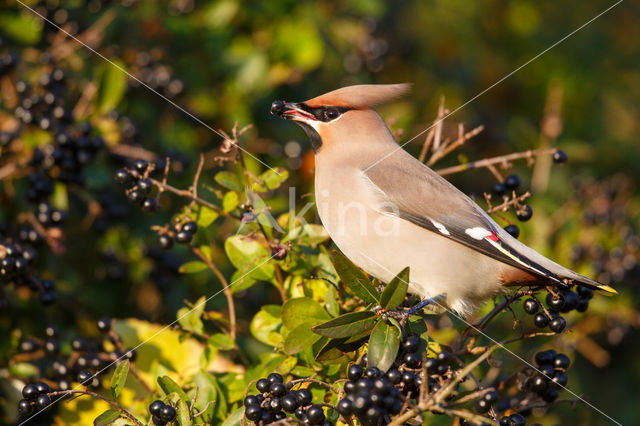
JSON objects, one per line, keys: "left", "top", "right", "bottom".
{"left": 271, "top": 84, "right": 616, "bottom": 315}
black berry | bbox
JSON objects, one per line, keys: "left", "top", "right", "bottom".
{"left": 516, "top": 205, "right": 533, "bottom": 222}
{"left": 504, "top": 224, "right": 520, "bottom": 239}
{"left": 523, "top": 298, "right": 539, "bottom": 314}
{"left": 549, "top": 316, "right": 566, "bottom": 333}
{"left": 505, "top": 174, "right": 521, "bottom": 190}
{"left": 347, "top": 364, "right": 363, "bottom": 381}
{"left": 552, "top": 149, "right": 568, "bottom": 164}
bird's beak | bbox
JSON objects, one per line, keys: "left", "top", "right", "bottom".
{"left": 270, "top": 101, "right": 318, "bottom": 123}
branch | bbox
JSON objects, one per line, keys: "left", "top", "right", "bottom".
{"left": 191, "top": 246, "right": 237, "bottom": 340}
{"left": 47, "top": 389, "right": 143, "bottom": 425}
{"left": 436, "top": 148, "right": 559, "bottom": 176}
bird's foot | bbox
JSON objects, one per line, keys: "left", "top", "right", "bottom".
{"left": 376, "top": 296, "right": 444, "bottom": 325}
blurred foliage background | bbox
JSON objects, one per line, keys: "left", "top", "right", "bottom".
{"left": 1, "top": 0, "right": 639, "bottom": 424}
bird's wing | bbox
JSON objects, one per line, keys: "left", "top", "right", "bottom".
{"left": 362, "top": 153, "right": 615, "bottom": 293}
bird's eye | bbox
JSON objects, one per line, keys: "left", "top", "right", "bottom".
{"left": 324, "top": 109, "right": 340, "bottom": 120}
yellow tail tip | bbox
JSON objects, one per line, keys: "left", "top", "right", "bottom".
{"left": 598, "top": 284, "right": 618, "bottom": 295}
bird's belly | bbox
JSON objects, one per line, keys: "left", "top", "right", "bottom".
{"left": 316, "top": 187, "right": 503, "bottom": 314}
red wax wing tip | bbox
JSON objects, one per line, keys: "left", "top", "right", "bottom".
{"left": 485, "top": 233, "right": 499, "bottom": 242}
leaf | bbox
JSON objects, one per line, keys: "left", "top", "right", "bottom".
{"left": 250, "top": 305, "right": 282, "bottom": 346}
{"left": 93, "top": 409, "right": 121, "bottom": 426}
{"left": 192, "top": 371, "right": 217, "bottom": 422}
{"left": 208, "top": 333, "right": 235, "bottom": 350}
{"left": 252, "top": 168, "right": 289, "bottom": 192}
{"left": 191, "top": 204, "right": 219, "bottom": 228}
{"left": 224, "top": 235, "right": 274, "bottom": 281}
{"left": 179, "top": 261, "right": 208, "bottom": 274}
{"left": 367, "top": 321, "right": 401, "bottom": 372}
{"left": 110, "top": 360, "right": 129, "bottom": 399}
{"left": 284, "top": 322, "right": 323, "bottom": 355}
{"left": 221, "top": 407, "right": 245, "bottom": 426}
{"left": 222, "top": 191, "right": 239, "bottom": 212}
{"left": 380, "top": 267, "right": 409, "bottom": 310}
{"left": 0, "top": 12, "right": 42, "bottom": 45}
{"left": 96, "top": 61, "right": 127, "bottom": 114}
{"left": 215, "top": 171, "right": 244, "bottom": 191}
{"left": 331, "top": 250, "right": 379, "bottom": 305}
{"left": 158, "top": 376, "right": 190, "bottom": 404}
{"left": 312, "top": 311, "right": 377, "bottom": 338}
{"left": 177, "top": 296, "right": 206, "bottom": 334}
{"left": 176, "top": 397, "right": 190, "bottom": 426}
{"left": 281, "top": 297, "right": 331, "bottom": 330}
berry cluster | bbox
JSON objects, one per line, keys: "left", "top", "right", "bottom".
{"left": 148, "top": 400, "right": 178, "bottom": 425}
{"left": 523, "top": 350, "right": 571, "bottom": 403}
{"left": 157, "top": 221, "right": 198, "bottom": 250}
{"left": 244, "top": 373, "right": 329, "bottom": 425}
{"left": 115, "top": 159, "right": 159, "bottom": 213}
{"left": 17, "top": 381, "right": 54, "bottom": 420}
{"left": 14, "top": 318, "right": 137, "bottom": 418}
{"left": 0, "top": 238, "right": 54, "bottom": 307}
{"left": 522, "top": 285, "right": 594, "bottom": 333}
{"left": 130, "top": 51, "right": 184, "bottom": 99}
{"left": 337, "top": 334, "right": 451, "bottom": 425}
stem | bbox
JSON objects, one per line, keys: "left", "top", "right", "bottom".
{"left": 436, "top": 148, "right": 559, "bottom": 176}
{"left": 47, "top": 389, "right": 143, "bottom": 425}
{"left": 287, "top": 378, "right": 340, "bottom": 394}
{"left": 191, "top": 246, "right": 237, "bottom": 341}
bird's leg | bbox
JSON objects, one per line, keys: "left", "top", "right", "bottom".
{"left": 382, "top": 296, "right": 444, "bottom": 324}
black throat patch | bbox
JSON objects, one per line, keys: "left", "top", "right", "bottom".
{"left": 295, "top": 122, "right": 323, "bottom": 153}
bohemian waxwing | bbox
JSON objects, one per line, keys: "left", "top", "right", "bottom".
{"left": 271, "top": 84, "right": 616, "bottom": 315}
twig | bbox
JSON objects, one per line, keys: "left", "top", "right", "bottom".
{"left": 436, "top": 148, "right": 559, "bottom": 176}
{"left": 287, "top": 378, "right": 340, "bottom": 394}
{"left": 191, "top": 246, "right": 237, "bottom": 341}
{"left": 486, "top": 192, "right": 532, "bottom": 214}
{"left": 427, "top": 125, "right": 484, "bottom": 166}
{"left": 47, "top": 389, "right": 143, "bottom": 425}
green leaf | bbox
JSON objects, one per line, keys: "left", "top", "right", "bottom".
{"left": 110, "top": 360, "right": 129, "bottom": 399}
{"left": 284, "top": 322, "right": 323, "bottom": 355}
{"left": 177, "top": 296, "right": 206, "bottom": 334}
{"left": 192, "top": 371, "right": 217, "bottom": 422}
{"left": 176, "top": 397, "right": 190, "bottom": 426}
{"left": 224, "top": 235, "right": 274, "bottom": 281}
{"left": 0, "top": 13, "right": 42, "bottom": 45}
{"left": 93, "top": 409, "right": 121, "bottom": 426}
{"left": 221, "top": 407, "right": 245, "bottom": 426}
{"left": 222, "top": 191, "right": 239, "bottom": 212}
{"left": 380, "top": 267, "right": 409, "bottom": 310}
{"left": 179, "top": 261, "right": 208, "bottom": 274}
{"left": 331, "top": 250, "right": 379, "bottom": 305}
{"left": 367, "top": 321, "right": 401, "bottom": 372}
{"left": 190, "top": 204, "right": 219, "bottom": 228}
{"left": 250, "top": 305, "right": 282, "bottom": 346}
{"left": 208, "top": 333, "right": 235, "bottom": 350}
{"left": 215, "top": 171, "right": 244, "bottom": 191}
{"left": 158, "top": 376, "right": 190, "bottom": 404}
{"left": 312, "top": 311, "right": 377, "bottom": 338}
{"left": 281, "top": 297, "right": 330, "bottom": 330}
{"left": 96, "top": 61, "right": 127, "bottom": 114}
{"left": 252, "top": 168, "right": 289, "bottom": 192}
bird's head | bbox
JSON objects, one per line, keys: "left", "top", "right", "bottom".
{"left": 271, "top": 83, "right": 410, "bottom": 153}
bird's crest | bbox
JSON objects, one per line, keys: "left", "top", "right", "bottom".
{"left": 305, "top": 83, "right": 411, "bottom": 109}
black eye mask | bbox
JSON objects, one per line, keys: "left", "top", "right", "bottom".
{"left": 294, "top": 103, "right": 351, "bottom": 122}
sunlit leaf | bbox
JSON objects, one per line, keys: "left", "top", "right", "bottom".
{"left": 250, "top": 305, "right": 282, "bottom": 346}
{"left": 179, "top": 261, "right": 208, "bottom": 274}
{"left": 215, "top": 171, "right": 244, "bottom": 192}
{"left": 96, "top": 61, "right": 127, "bottom": 114}
{"left": 158, "top": 376, "right": 190, "bottom": 405}
{"left": 224, "top": 235, "right": 274, "bottom": 281}
{"left": 284, "top": 322, "right": 323, "bottom": 355}
{"left": 223, "top": 191, "right": 239, "bottom": 212}
{"left": 93, "top": 409, "right": 120, "bottom": 426}
{"left": 110, "top": 360, "right": 129, "bottom": 399}
{"left": 281, "top": 297, "right": 330, "bottom": 330}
